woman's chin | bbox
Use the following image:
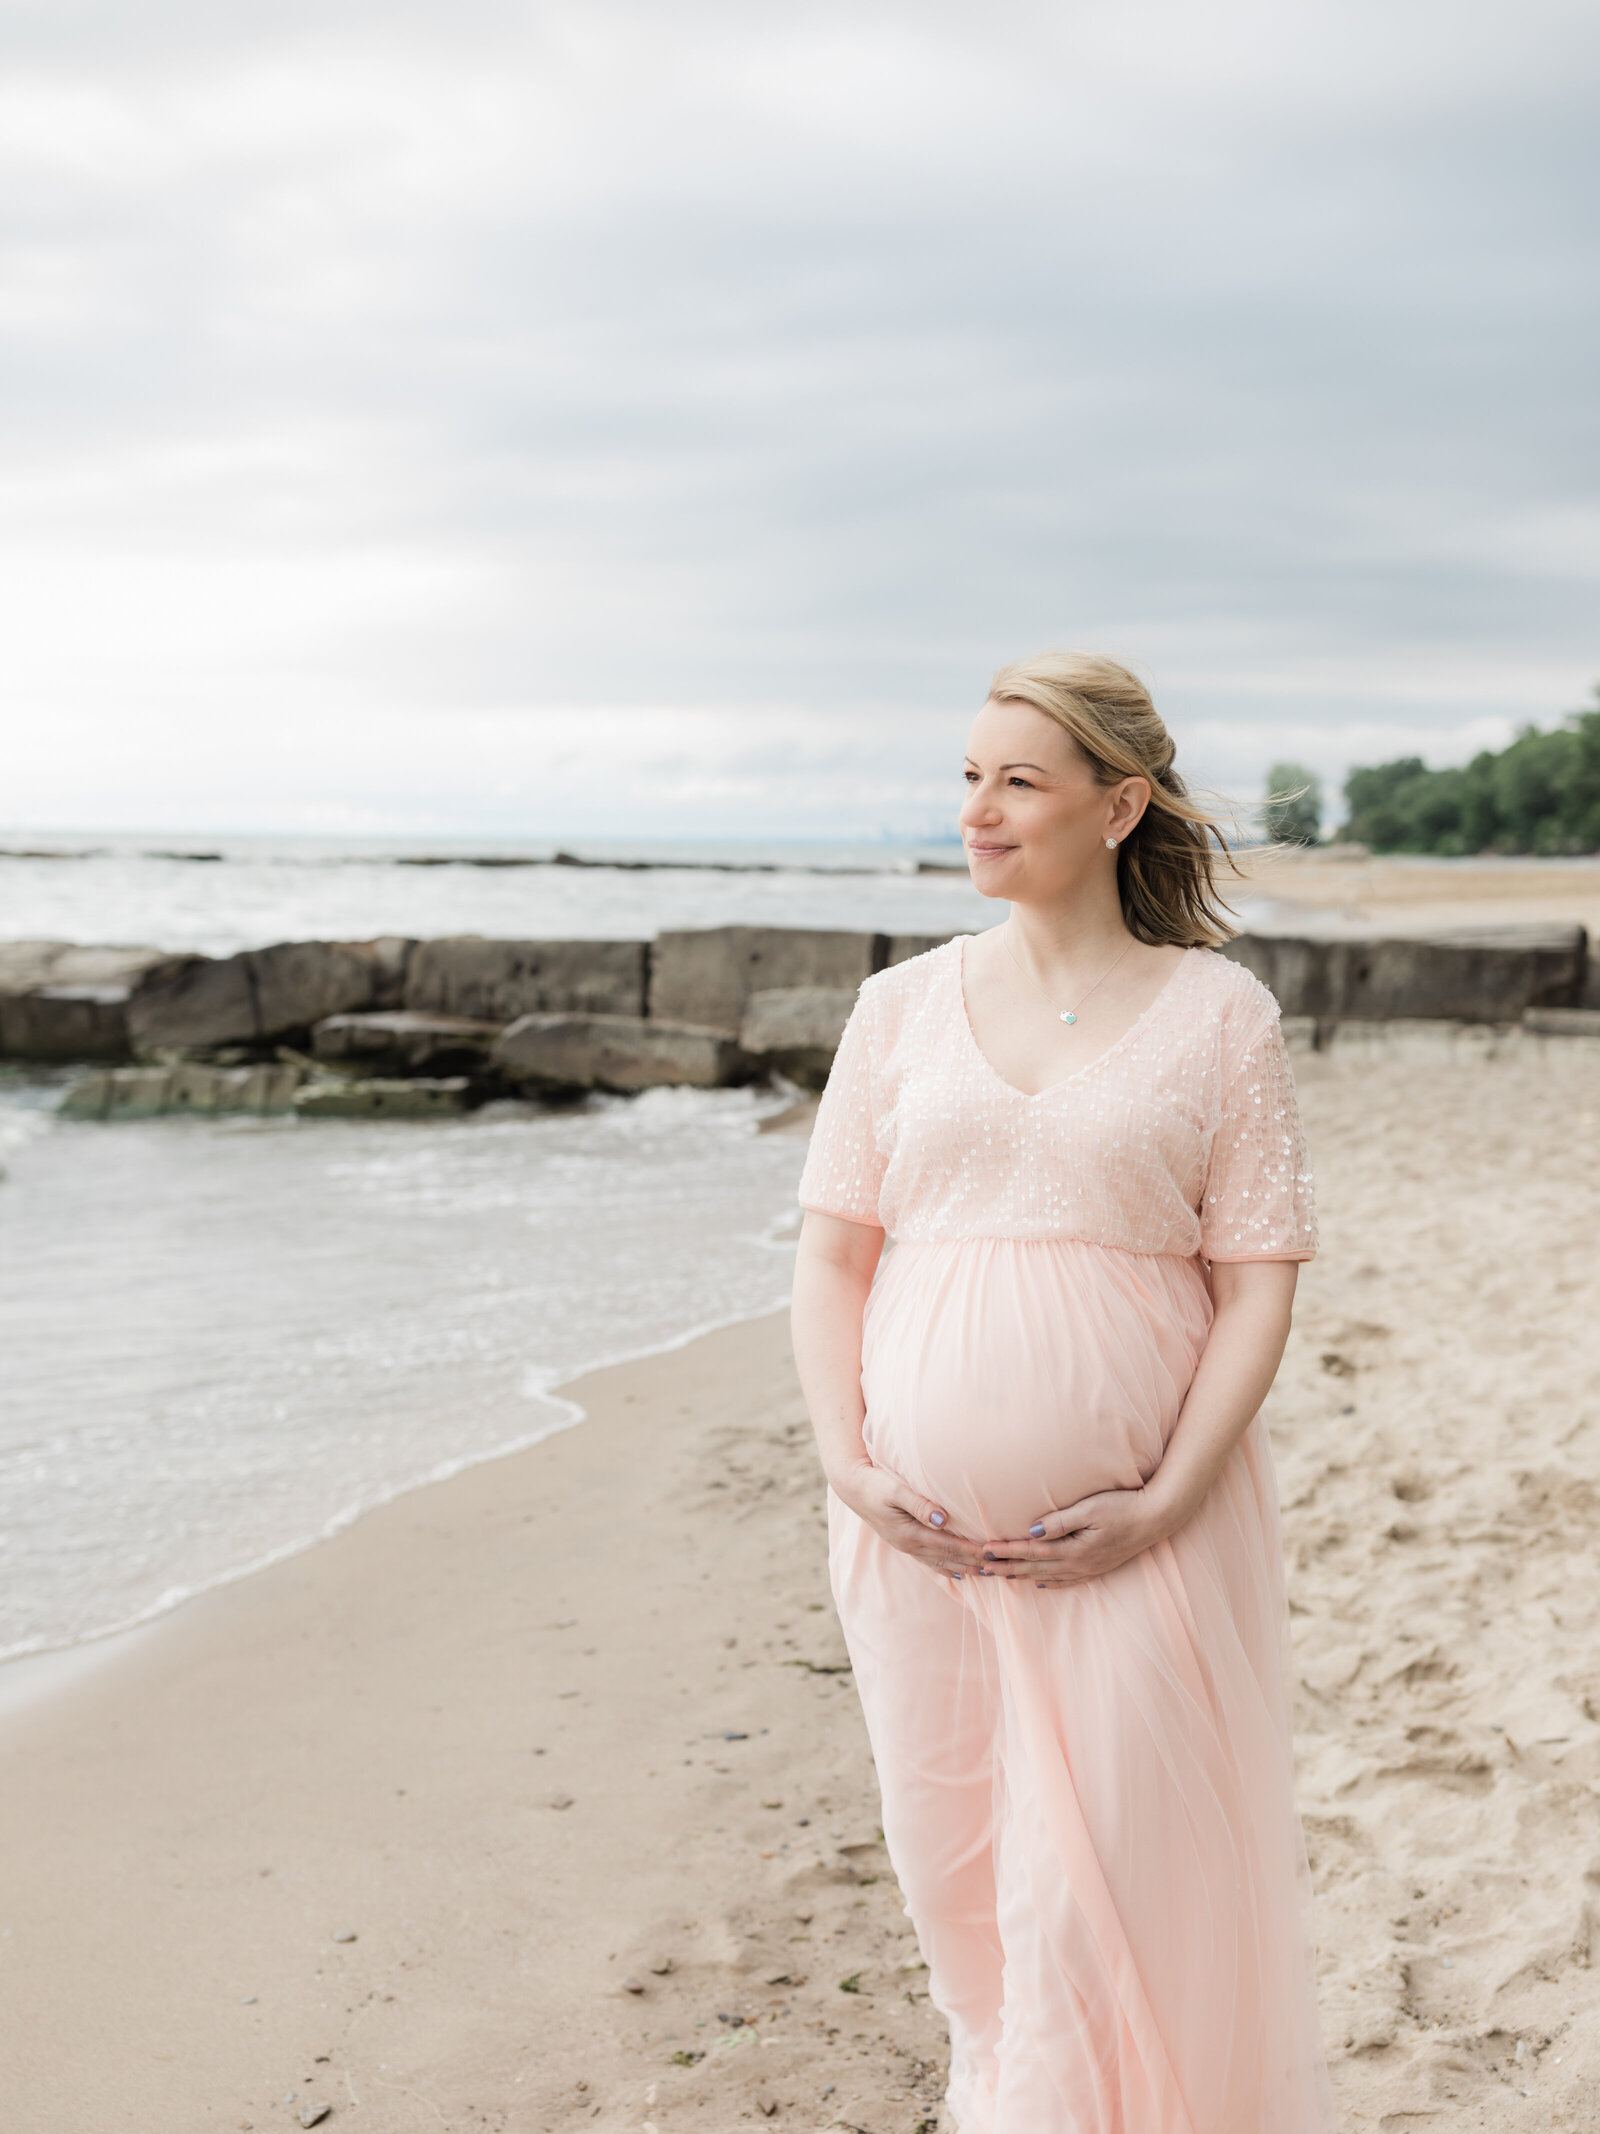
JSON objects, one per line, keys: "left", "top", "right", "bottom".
{"left": 966, "top": 862, "right": 1019, "bottom": 901}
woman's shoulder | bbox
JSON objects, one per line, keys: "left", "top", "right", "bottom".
{"left": 1182, "top": 944, "right": 1283, "bottom": 1034}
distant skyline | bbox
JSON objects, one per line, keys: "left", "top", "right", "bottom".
{"left": 2, "top": 0, "right": 1596, "bottom": 839}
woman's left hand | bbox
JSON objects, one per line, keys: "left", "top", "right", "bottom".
{"left": 979, "top": 1487, "right": 1170, "bottom": 1587}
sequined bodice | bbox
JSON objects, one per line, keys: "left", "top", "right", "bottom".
{"left": 798, "top": 939, "right": 1315, "bottom": 1262}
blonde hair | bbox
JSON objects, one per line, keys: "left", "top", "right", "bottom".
{"left": 986, "top": 650, "right": 1240, "bottom": 948}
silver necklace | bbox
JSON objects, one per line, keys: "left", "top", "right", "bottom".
{"left": 1001, "top": 928, "right": 1136, "bottom": 1025}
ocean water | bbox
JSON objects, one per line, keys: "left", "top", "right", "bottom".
{"left": 0, "top": 832, "right": 996, "bottom": 954}
{"left": 0, "top": 1076, "right": 809, "bottom": 1661}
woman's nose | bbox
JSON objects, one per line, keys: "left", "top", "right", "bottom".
{"left": 959, "top": 781, "right": 999, "bottom": 827}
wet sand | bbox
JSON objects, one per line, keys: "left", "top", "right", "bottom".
{"left": 3, "top": 1038, "right": 1600, "bottom": 2131}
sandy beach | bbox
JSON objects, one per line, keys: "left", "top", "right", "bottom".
{"left": 1243, "top": 849, "right": 1600, "bottom": 942}
{"left": 4, "top": 1036, "right": 1600, "bottom": 2132}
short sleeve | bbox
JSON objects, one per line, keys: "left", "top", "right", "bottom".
{"left": 1200, "top": 1007, "right": 1317, "bottom": 1262}
{"left": 797, "top": 987, "right": 888, "bottom": 1228}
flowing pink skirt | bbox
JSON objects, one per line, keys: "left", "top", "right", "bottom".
{"left": 830, "top": 1237, "right": 1333, "bottom": 2134}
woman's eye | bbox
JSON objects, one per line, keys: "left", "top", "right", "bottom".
{"left": 1008, "top": 776, "right": 1034, "bottom": 789}
{"left": 963, "top": 770, "right": 979, "bottom": 784}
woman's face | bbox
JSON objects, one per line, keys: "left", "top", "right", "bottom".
{"left": 959, "top": 697, "right": 1147, "bottom": 907}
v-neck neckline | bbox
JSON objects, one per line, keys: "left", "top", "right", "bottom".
{"left": 954, "top": 934, "right": 1195, "bottom": 1101}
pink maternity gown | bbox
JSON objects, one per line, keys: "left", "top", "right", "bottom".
{"left": 798, "top": 939, "right": 1333, "bottom": 2134}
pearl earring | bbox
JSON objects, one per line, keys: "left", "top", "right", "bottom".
{"left": 1105, "top": 837, "right": 1118, "bottom": 849}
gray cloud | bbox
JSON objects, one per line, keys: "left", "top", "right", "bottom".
{"left": 1, "top": 0, "right": 1596, "bottom": 833}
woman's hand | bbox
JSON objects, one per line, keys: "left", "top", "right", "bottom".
{"left": 830, "top": 1459, "right": 986, "bottom": 1578}
{"left": 979, "top": 1485, "right": 1168, "bottom": 1588}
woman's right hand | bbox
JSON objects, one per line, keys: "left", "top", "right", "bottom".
{"left": 828, "top": 1459, "right": 984, "bottom": 1577}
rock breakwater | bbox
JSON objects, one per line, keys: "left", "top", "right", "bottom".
{"left": 5, "top": 920, "right": 1596, "bottom": 1115}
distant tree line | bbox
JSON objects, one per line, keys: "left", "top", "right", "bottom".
{"left": 1339, "top": 691, "right": 1600, "bottom": 854}
{"left": 1261, "top": 689, "right": 1600, "bottom": 854}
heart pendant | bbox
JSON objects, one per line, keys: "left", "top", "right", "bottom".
{"left": 1061, "top": 1010, "right": 1076, "bottom": 1024}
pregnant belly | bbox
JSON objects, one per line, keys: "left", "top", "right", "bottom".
{"left": 860, "top": 1238, "right": 1212, "bottom": 1540}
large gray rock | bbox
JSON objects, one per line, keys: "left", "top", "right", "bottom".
{"left": 127, "top": 938, "right": 417, "bottom": 1055}
{"left": 164, "top": 1060, "right": 225, "bottom": 1113}
{"left": 57, "top": 1072, "right": 115, "bottom": 1120}
{"left": 106, "top": 1068, "right": 178, "bottom": 1120}
{"left": 494, "top": 1013, "right": 753, "bottom": 1093}
{"left": 312, "top": 1010, "right": 503, "bottom": 1076}
{"left": 0, "top": 941, "right": 69, "bottom": 991}
{"left": 0, "top": 941, "right": 167, "bottom": 991}
{"left": 293, "top": 1076, "right": 473, "bottom": 1119}
{"left": 649, "top": 927, "right": 884, "bottom": 1032}
{"left": 1, "top": 984, "right": 136, "bottom": 1061}
{"left": 0, "top": 942, "right": 167, "bottom": 1060}
{"left": 740, "top": 986, "right": 860, "bottom": 1051}
{"left": 1222, "top": 927, "right": 1586, "bottom": 1022}
{"left": 251, "top": 936, "right": 412, "bottom": 1031}
{"left": 1220, "top": 936, "right": 1329, "bottom": 1018}
{"left": 405, "top": 937, "right": 647, "bottom": 1022}
{"left": 58, "top": 1060, "right": 306, "bottom": 1119}
{"left": 126, "top": 952, "right": 258, "bottom": 1051}
{"left": 739, "top": 987, "right": 860, "bottom": 1089}
{"left": 188, "top": 1061, "right": 305, "bottom": 1114}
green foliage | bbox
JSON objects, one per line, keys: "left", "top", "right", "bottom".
{"left": 1340, "top": 692, "right": 1600, "bottom": 854}
{"left": 1263, "top": 761, "right": 1323, "bottom": 846}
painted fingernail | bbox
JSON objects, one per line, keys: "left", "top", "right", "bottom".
{"left": 983, "top": 1550, "right": 996, "bottom": 1560}
{"left": 1029, "top": 1523, "right": 1045, "bottom": 1537}
{"left": 929, "top": 1511, "right": 945, "bottom": 1527}
{"left": 951, "top": 1573, "right": 963, "bottom": 1581}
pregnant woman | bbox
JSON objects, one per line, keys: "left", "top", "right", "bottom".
{"left": 791, "top": 652, "right": 1333, "bottom": 2134}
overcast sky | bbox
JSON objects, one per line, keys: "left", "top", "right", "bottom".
{"left": 2, "top": 0, "right": 1596, "bottom": 839}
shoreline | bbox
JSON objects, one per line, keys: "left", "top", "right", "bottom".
{"left": 0, "top": 1099, "right": 814, "bottom": 1683}
{"left": 0, "top": 1304, "right": 792, "bottom": 1682}
{"left": 0, "top": 1075, "right": 812, "bottom": 1675}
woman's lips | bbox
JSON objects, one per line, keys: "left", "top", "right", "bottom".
{"left": 966, "top": 841, "right": 1016, "bottom": 859}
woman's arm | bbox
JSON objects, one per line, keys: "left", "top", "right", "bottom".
{"left": 792, "top": 1211, "right": 985, "bottom": 1576}
{"left": 790, "top": 1210, "right": 885, "bottom": 1488}
{"left": 984, "top": 1258, "right": 1300, "bottom": 1586}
